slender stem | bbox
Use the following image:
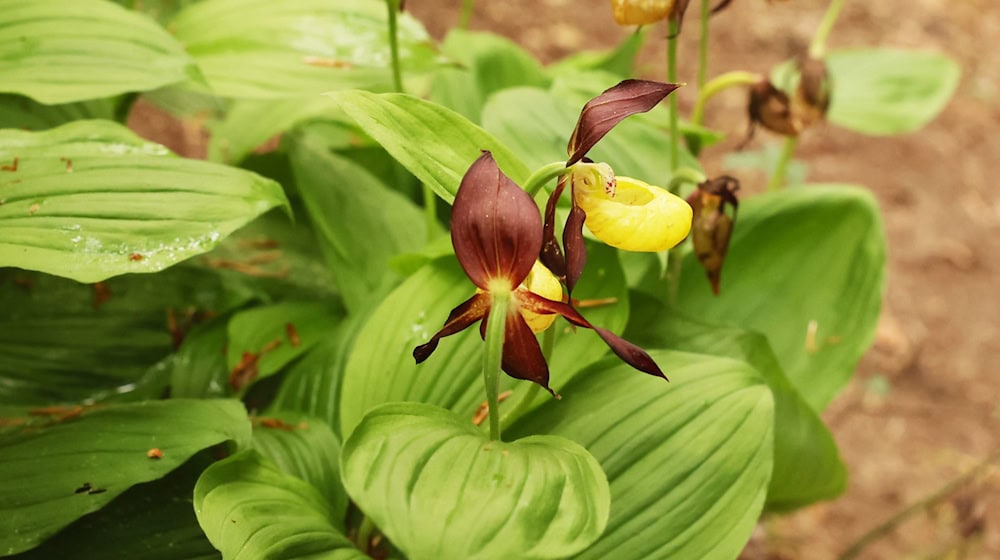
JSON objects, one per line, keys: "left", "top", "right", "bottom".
{"left": 459, "top": 0, "right": 475, "bottom": 29}
{"left": 356, "top": 515, "right": 376, "bottom": 553}
{"left": 667, "top": 167, "right": 707, "bottom": 195}
{"left": 498, "top": 327, "right": 555, "bottom": 430}
{"left": 767, "top": 136, "right": 798, "bottom": 191}
{"left": 524, "top": 161, "right": 573, "bottom": 197}
{"left": 690, "top": 71, "right": 761, "bottom": 127}
{"left": 810, "top": 0, "right": 845, "bottom": 59}
{"left": 697, "top": 0, "right": 710, "bottom": 89}
{"left": 667, "top": 20, "right": 681, "bottom": 173}
{"left": 838, "top": 448, "right": 1000, "bottom": 560}
{"left": 386, "top": 0, "right": 404, "bottom": 93}
{"left": 482, "top": 291, "right": 510, "bottom": 441}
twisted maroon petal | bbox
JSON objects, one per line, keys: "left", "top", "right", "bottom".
{"left": 567, "top": 79, "right": 681, "bottom": 166}
{"left": 519, "top": 291, "right": 666, "bottom": 380}
{"left": 451, "top": 152, "right": 542, "bottom": 290}
{"left": 413, "top": 292, "right": 490, "bottom": 364}
{"left": 563, "top": 203, "right": 588, "bottom": 295}
{"left": 500, "top": 311, "right": 556, "bottom": 396}
{"left": 540, "top": 175, "right": 569, "bottom": 280}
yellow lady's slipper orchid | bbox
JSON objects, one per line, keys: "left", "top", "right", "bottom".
{"left": 571, "top": 164, "right": 692, "bottom": 252}
{"left": 611, "top": 0, "right": 675, "bottom": 25}
{"left": 519, "top": 261, "right": 563, "bottom": 333}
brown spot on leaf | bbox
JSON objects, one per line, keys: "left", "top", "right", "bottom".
{"left": 1, "top": 157, "right": 18, "bottom": 172}
{"left": 28, "top": 203, "right": 39, "bottom": 215}
{"left": 302, "top": 56, "right": 354, "bottom": 69}
{"left": 128, "top": 253, "right": 144, "bottom": 262}
{"left": 147, "top": 448, "right": 163, "bottom": 459}
{"left": 285, "top": 322, "right": 301, "bottom": 347}
{"left": 92, "top": 282, "right": 111, "bottom": 310}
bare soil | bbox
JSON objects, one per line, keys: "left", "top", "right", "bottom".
{"left": 131, "top": 1, "right": 1000, "bottom": 558}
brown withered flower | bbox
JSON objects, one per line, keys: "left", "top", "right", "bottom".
{"left": 413, "top": 152, "right": 664, "bottom": 394}
{"left": 744, "top": 57, "right": 832, "bottom": 145}
{"left": 686, "top": 176, "right": 739, "bottom": 295}
{"left": 794, "top": 56, "right": 832, "bottom": 129}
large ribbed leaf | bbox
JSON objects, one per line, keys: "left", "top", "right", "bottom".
{"left": 194, "top": 450, "right": 365, "bottom": 560}
{"left": 509, "top": 351, "right": 774, "bottom": 560}
{"left": 676, "top": 186, "right": 886, "bottom": 411}
{"left": 342, "top": 402, "right": 609, "bottom": 560}
{"left": 0, "top": 120, "right": 289, "bottom": 283}
{"left": 325, "top": 90, "right": 529, "bottom": 203}
{"left": 289, "top": 132, "right": 427, "bottom": 313}
{"left": 0, "top": 0, "right": 197, "bottom": 104}
{"left": 626, "top": 296, "right": 846, "bottom": 510}
{"left": 0, "top": 399, "right": 251, "bottom": 556}
{"left": 251, "top": 413, "right": 348, "bottom": 532}
{"left": 171, "top": 0, "right": 438, "bottom": 99}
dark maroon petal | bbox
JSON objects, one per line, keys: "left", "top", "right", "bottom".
{"left": 451, "top": 152, "right": 542, "bottom": 290}
{"left": 413, "top": 292, "right": 490, "bottom": 363}
{"left": 519, "top": 291, "right": 666, "bottom": 379}
{"left": 567, "top": 79, "right": 681, "bottom": 166}
{"left": 500, "top": 311, "right": 556, "bottom": 396}
{"left": 540, "top": 176, "right": 568, "bottom": 280}
{"left": 563, "top": 203, "right": 588, "bottom": 295}
{"left": 710, "top": 0, "right": 732, "bottom": 14}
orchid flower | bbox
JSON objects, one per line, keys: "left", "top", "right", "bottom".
{"left": 413, "top": 152, "right": 664, "bottom": 395}
{"left": 541, "top": 79, "right": 692, "bottom": 294}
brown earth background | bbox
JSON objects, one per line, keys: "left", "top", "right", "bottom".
{"left": 132, "top": 1, "right": 1000, "bottom": 558}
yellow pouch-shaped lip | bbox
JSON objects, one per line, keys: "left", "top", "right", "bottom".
{"left": 611, "top": 0, "right": 675, "bottom": 25}
{"left": 575, "top": 176, "right": 692, "bottom": 252}
{"left": 518, "top": 261, "right": 563, "bottom": 333}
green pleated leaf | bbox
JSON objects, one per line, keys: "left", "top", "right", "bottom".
{"left": 0, "top": 266, "right": 259, "bottom": 405}
{"left": 0, "top": 399, "right": 251, "bottom": 556}
{"left": 226, "top": 301, "right": 341, "bottom": 386}
{"left": 481, "top": 86, "right": 700, "bottom": 185}
{"left": 169, "top": 319, "right": 231, "bottom": 399}
{"left": 194, "top": 450, "right": 365, "bottom": 560}
{"left": 827, "top": 48, "right": 959, "bottom": 135}
{"left": 251, "top": 413, "right": 348, "bottom": 532}
{"left": 113, "top": 0, "right": 201, "bottom": 24}
{"left": 342, "top": 402, "right": 610, "bottom": 560}
{"left": 0, "top": 120, "right": 289, "bottom": 283}
{"left": 625, "top": 294, "right": 846, "bottom": 510}
{"left": 339, "top": 259, "right": 484, "bottom": 436}
{"left": 509, "top": 351, "right": 774, "bottom": 560}
{"left": 11, "top": 455, "right": 219, "bottom": 560}
{"left": 773, "top": 48, "right": 959, "bottom": 136}
{"left": 676, "top": 186, "right": 886, "bottom": 411}
{"left": 0, "top": 94, "right": 121, "bottom": 131}
{"left": 429, "top": 29, "right": 549, "bottom": 121}
{"left": 325, "top": 90, "right": 530, "bottom": 203}
{"left": 171, "top": 0, "right": 439, "bottom": 99}
{"left": 0, "top": 0, "right": 198, "bottom": 104}
{"left": 289, "top": 132, "right": 427, "bottom": 313}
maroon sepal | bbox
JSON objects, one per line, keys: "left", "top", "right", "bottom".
{"left": 501, "top": 311, "right": 556, "bottom": 396}
{"left": 686, "top": 176, "right": 740, "bottom": 295}
{"left": 413, "top": 292, "right": 490, "bottom": 363}
{"left": 519, "top": 291, "right": 666, "bottom": 380}
{"left": 563, "top": 203, "right": 588, "bottom": 295}
{"left": 451, "top": 152, "right": 542, "bottom": 290}
{"left": 666, "top": 0, "right": 693, "bottom": 38}
{"left": 540, "top": 175, "right": 569, "bottom": 280}
{"left": 566, "top": 80, "right": 681, "bottom": 166}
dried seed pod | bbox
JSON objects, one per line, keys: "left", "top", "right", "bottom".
{"left": 746, "top": 79, "right": 800, "bottom": 144}
{"left": 795, "top": 56, "right": 832, "bottom": 128}
{"left": 686, "top": 176, "right": 740, "bottom": 295}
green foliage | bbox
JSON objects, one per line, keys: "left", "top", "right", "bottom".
{"left": 0, "top": 121, "right": 289, "bottom": 283}
{"left": 0, "top": 0, "right": 198, "bottom": 104}
{"left": 342, "top": 402, "right": 610, "bottom": 560}
{"left": 0, "top": 399, "right": 250, "bottom": 556}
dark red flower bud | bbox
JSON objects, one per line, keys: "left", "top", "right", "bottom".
{"left": 744, "top": 79, "right": 800, "bottom": 146}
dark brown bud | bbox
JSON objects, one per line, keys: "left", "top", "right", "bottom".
{"left": 794, "top": 56, "right": 832, "bottom": 129}
{"left": 744, "top": 79, "right": 800, "bottom": 146}
{"left": 686, "top": 176, "right": 740, "bottom": 295}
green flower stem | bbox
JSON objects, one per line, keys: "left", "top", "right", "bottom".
{"left": 459, "top": 0, "right": 475, "bottom": 29}
{"left": 667, "top": 19, "right": 681, "bottom": 173}
{"left": 498, "top": 326, "right": 555, "bottom": 431}
{"left": 667, "top": 166, "right": 707, "bottom": 195}
{"left": 386, "top": 0, "right": 404, "bottom": 93}
{"left": 810, "top": 0, "right": 845, "bottom": 59}
{"left": 524, "top": 161, "right": 573, "bottom": 197}
{"left": 697, "top": 0, "right": 711, "bottom": 89}
{"left": 356, "top": 515, "right": 376, "bottom": 553}
{"left": 483, "top": 290, "right": 511, "bottom": 441}
{"left": 767, "top": 136, "right": 798, "bottom": 191}
{"left": 690, "top": 71, "right": 761, "bottom": 127}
